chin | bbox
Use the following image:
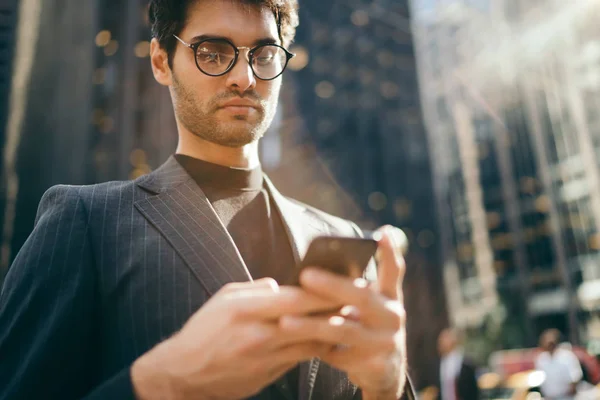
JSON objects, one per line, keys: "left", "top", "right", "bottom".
{"left": 215, "top": 127, "right": 264, "bottom": 148}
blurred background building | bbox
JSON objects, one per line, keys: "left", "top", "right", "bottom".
{"left": 0, "top": 0, "right": 445, "bottom": 389}
{"left": 410, "top": 0, "right": 600, "bottom": 360}
{"left": 0, "top": 0, "right": 19, "bottom": 272}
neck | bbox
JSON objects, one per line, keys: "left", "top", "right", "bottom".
{"left": 443, "top": 348, "right": 461, "bottom": 358}
{"left": 176, "top": 131, "right": 261, "bottom": 169}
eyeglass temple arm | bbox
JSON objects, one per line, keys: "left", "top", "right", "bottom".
{"left": 173, "top": 35, "right": 193, "bottom": 48}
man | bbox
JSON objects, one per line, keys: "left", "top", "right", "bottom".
{"left": 535, "top": 329, "right": 583, "bottom": 400}
{"left": 0, "top": 1, "right": 415, "bottom": 399}
{"left": 437, "top": 329, "right": 479, "bottom": 400}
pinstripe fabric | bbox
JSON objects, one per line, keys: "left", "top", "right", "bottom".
{"left": 0, "top": 156, "right": 414, "bottom": 400}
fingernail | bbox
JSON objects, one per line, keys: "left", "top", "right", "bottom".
{"left": 353, "top": 278, "right": 368, "bottom": 288}
{"left": 329, "top": 316, "right": 345, "bottom": 326}
{"left": 340, "top": 305, "right": 360, "bottom": 320}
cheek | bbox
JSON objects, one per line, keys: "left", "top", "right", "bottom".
{"left": 184, "top": 78, "right": 218, "bottom": 108}
{"left": 172, "top": 59, "right": 215, "bottom": 103}
{"left": 258, "top": 80, "right": 281, "bottom": 102}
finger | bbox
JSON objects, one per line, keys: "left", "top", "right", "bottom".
{"left": 221, "top": 277, "right": 279, "bottom": 293}
{"left": 340, "top": 305, "right": 361, "bottom": 321}
{"left": 299, "top": 268, "right": 392, "bottom": 327}
{"left": 272, "top": 341, "right": 331, "bottom": 365}
{"left": 320, "top": 350, "right": 403, "bottom": 395}
{"left": 263, "top": 347, "right": 328, "bottom": 387}
{"left": 375, "top": 226, "right": 406, "bottom": 301}
{"left": 230, "top": 286, "right": 342, "bottom": 320}
{"left": 279, "top": 315, "right": 396, "bottom": 350}
{"left": 321, "top": 347, "right": 390, "bottom": 373}
{"left": 251, "top": 277, "right": 280, "bottom": 291}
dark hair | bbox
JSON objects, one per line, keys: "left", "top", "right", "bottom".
{"left": 539, "top": 328, "right": 562, "bottom": 345}
{"left": 148, "top": 0, "right": 299, "bottom": 66}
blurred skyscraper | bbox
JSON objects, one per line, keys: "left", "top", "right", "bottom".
{"left": 0, "top": 0, "right": 176, "bottom": 273}
{"left": 0, "top": 0, "right": 20, "bottom": 272}
{"left": 410, "top": 0, "right": 600, "bottom": 351}
{"left": 0, "top": 0, "right": 18, "bottom": 161}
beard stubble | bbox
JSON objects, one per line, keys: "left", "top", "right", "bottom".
{"left": 171, "top": 75, "right": 276, "bottom": 148}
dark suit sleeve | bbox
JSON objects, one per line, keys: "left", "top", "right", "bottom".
{"left": 354, "top": 378, "right": 416, "bottom": 400}
{"left": 0, "top": 185, "right": 136, "bottom": 400}
{"left": 458, "top": 362, "right": 480, "bottom": 400}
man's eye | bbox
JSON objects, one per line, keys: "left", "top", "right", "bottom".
{"left": 200, "top": 52, "right": 221, "bottom": 64}
{"left": 256, "top": 56, "right": 273, "bottom": 65}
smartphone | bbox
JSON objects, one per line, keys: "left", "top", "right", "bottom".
{"left": 288, "top": 233, "right": 380, "bottom": 286}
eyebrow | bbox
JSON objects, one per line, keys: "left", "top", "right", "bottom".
{"left": 189, "top": 34, "right": 279, "bottom": 47}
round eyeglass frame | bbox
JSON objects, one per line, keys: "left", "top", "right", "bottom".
{"left": 173, "top": 35, "right": 296, "bottom": 81}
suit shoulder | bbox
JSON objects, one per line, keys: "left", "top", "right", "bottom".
{"left": 287, "top": 198, "right": 361, "bottom": 237}
{"left": 39, "top": 180, "right": 138, "bottom": 214}
{"left": 43, "top": 180, "right": 136, "bottom": 200}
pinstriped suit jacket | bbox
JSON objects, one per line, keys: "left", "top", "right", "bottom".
{"left": 0, "top": 156, "right": 414, "bottom": 400}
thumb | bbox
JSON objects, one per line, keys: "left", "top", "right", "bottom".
{"left": 375, "top": 226, "right": 407, "bottom": 301}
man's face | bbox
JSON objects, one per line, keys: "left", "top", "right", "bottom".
{"left": 437, "top": 330, "right": 457, "bottom": 356}
{"left": 170, "top": 0, "right": 282, "bottom": 148}
{"left": 541, "top": 332, "right": 558, "bottom": 353}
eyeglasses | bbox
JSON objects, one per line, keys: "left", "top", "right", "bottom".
{"left": 173, "top": 35, "right": 295, "bottom": 81}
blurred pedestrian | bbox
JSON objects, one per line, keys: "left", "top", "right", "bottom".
{"left": 535, "top": 329, "right": 583, "bottom": 400}
{"left": 437, "top": 328, "right": 480, "bottom": 400}
{"left": 0, "top": 0, "right": 416, "bottom": 399}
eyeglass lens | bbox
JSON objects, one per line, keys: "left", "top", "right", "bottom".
{"left": 195, "top": 39, "right": 287, "bottom": 79}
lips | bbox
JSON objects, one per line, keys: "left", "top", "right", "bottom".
{"left": 220, "top": 99, "right": 259, "bottom": 109}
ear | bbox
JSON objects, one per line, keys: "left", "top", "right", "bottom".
{"left": 150, "top": 38, "right": 173, "bottom": 86}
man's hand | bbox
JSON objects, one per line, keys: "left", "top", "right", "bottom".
{"left": 131, "top": 278, "right": 342, "bottom": 400}
{"left": 279, "top": 226, "right": 407, "bottom": 400}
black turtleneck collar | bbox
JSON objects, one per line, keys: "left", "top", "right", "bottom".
{"left": 174, "top": 154, "right": 263, "bottom": 191}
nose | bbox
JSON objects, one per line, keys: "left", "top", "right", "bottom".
{"left": 225, "top": 49, "right": 256, "bottom": 93}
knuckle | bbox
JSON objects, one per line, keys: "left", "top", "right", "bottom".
{"left": 220, "top": 282, "right": 237, "bottom": 293}
{"left": 334, "top": 319, "right": 356, "bottom": 344}
{"left": 261, "top": 277, "right": 279, "bottom": 292}
{"left": 245, "top": 325, "right": 272, "bottom": 349}
{"left": 356, "top": 287, "right": 373, "bottom": 308}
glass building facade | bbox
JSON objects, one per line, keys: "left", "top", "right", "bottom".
{"left": 410, "top": 0, "right": 600, "bottom": 350}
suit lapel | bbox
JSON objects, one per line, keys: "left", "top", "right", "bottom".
{"left": 264, "top": 176, "right": 332, "bottom": 400}
{"left": 264, "top": 176, "right": 329, "bottom": 264}
{"left": 134, "top": 157, "right": 252, "bottom": 296}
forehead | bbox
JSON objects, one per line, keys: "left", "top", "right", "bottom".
{"left": 183, "top": 0, "right": 279, "bottom": 44}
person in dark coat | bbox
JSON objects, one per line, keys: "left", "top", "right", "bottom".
{"left": 437, "top": 328, "right": 480, "bottom": 400}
